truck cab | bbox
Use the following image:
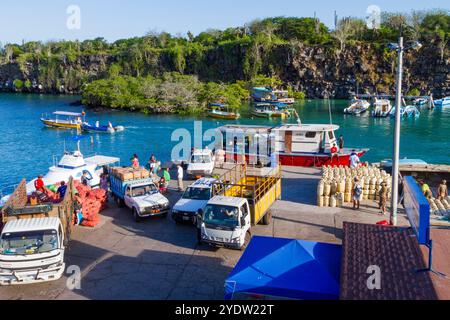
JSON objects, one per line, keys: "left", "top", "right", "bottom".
{"left": 123, "top": 181, "right": 170, "bottom": 221}
{"left": 187, "top": 149, "right": 215, "bottom": 178}
{"left": 171, "top": 178, "right": 217, "bottom": 223}
{"left": 0, "top": 217, "right": 65, "bottom": 285}
{"left": 198, "top": 196, "right": 251, "bottom": 250}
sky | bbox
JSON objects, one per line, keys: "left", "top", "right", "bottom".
{"left": 0, "top": 0, "right": 448, "bottom": 44}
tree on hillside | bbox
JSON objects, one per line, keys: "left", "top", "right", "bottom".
{"left": 333, "top": 18, "right": 355, "bottom": 54}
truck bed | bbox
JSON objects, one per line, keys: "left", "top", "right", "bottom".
{"left": 214, "top": 166, "right": 281, "bottom": 225}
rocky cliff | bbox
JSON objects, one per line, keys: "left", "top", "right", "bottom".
{"left": 0, "top": 42, "right": 448, "bottom": 98}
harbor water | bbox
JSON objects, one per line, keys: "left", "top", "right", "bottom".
{"left": 0, "top": 93, "right": 449, "bottom": 191}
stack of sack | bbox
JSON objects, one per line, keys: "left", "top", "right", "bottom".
{"left": 317, "top": 164, "right": 392, "bottom": 207}
{"left": 74, "top": 180, "right": 108, "bottom": 227}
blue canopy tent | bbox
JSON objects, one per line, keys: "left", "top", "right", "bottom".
{"left": 225, "top": 236, "right": 342, "bottom": 300}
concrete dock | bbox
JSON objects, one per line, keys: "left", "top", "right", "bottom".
{"left": 0, "top": 166, "right": 434, "bottom": 300}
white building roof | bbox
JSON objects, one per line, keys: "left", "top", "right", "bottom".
{"left": 2, "top": 217, "right": 61, "bottom": 234}
{"left": 208, "top": 196, "right": 246, "bottom": 207}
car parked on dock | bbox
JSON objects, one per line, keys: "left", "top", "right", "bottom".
{"left": 171, "top": 178, "right": 217, "bottom": 224}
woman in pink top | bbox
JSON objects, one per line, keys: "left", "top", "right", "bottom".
{"left": 131, "top": 154, "right": 139, "bottom": 168}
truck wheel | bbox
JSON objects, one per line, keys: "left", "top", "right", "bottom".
{"left": 240, "top": 231, "right": 251, "bottom": 251}
{"left": 132, "top": 208, "right": 141, "bottom": 222}
{"left": 262, "top": 210, "right": 272, "bottom": 225}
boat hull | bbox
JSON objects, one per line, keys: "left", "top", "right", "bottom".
{"left": 41, "top": 119, "right": 80, "bottom": 129}
{"left": 207, "top": 111, "right": 240, "bottom": 120}
{"left": 278, "top": 150, "right": 367, "bottom": 167}
{"left": 225, "top": 150, "right": 367, "bottom": 168}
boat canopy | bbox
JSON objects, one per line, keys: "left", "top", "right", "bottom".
{"left": 85, "top": 155, "right": 120, "bottom": 167}
{"left": 225, "top": 236, "right": 342, "bottom": 300}
{"left": 53, "top": 111, "right": 83, "bottom": 117}
{"left": 252, "top": 87, "right": 272, "bottom": 93}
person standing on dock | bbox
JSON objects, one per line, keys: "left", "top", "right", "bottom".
{"left": 352, "top": 177, "right": 363, "bottom": 210}
{"left": 438, "top": 180, "right": 448, "bottom": 201}
{"left": 338, "top": 135, "right": 344, "bottom": 151}
{"left": 379, "top": 182, "right": 388, "bottom": 215}
{"left": 349, "top": 150, "right": 361, "bottom": 169}
{"left": 131, "top": 154, "right": 139, "bottom": 169}
{"left": 177, "top": 164, "right": 184, "bottom": 192}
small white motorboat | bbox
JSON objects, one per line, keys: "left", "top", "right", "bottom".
{"left": 371, "top": 98, "right": 393, "bottom": 118}
{"left": 344, "top": 98, "right": 370, "bottom": 115}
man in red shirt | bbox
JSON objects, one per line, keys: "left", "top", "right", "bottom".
{"left": 34, "top": 175, "right": 45, "bottom": 192}
{"left": 330, "top": 144, "right": 339, "bottom": 165}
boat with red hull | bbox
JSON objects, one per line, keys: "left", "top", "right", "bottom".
{"left": 216, "top": 124, "right": 368, "bottom": 168}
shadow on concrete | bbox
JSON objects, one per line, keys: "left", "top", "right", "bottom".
{"left": 280, "top": 178, "right": 319, "bottom": 205}
{"left": 65, "top": 239, "right": 232, "bottom": 300}
{"left": 273, "top": 215, "right": 342, "bottom": 240}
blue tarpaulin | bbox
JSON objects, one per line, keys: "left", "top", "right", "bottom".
{"left": 225, "top": 236, "right": 342, "bottom": 300}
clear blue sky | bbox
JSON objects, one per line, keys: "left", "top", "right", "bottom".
{"left": 0, "top": 0, "right": 448, "bottom": 44}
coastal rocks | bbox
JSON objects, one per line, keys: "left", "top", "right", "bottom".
{"left": 0, "top": 42, "right": 448, "bottom": 99}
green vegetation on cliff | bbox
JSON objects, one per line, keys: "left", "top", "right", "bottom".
{"left": 0, "top": 10, "right": 449, "bottom": 111}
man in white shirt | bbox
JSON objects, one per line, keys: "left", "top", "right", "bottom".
{"left": 177, "top": 164, "right": 184, "bottom": 191}
{"left": 349, "top": 150, "right": 361, "bottom": 169}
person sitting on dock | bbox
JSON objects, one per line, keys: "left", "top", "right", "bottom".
{"left": 352, "top": 177, "right": 363, "bottom": 210}
{"left": 438, "top": 180, "right": 448, "bottom": 201}
{"left": 56, "top": 181, "right": 67, "bottom": 200}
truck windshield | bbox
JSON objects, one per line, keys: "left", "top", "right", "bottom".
{"left": 182, "top": 187, "right": 211, "bottom": 200}
{"left": 0, "top": 229, "right": 59, "bottom": 255}
{"left": 203, "top": 204, "right": 239, "bottom": 228}
{"left": 191, "top": 154, "right": 211, "bottom": 163}
{"left": 132, "top": 184, "right": 158, "bottom": 197}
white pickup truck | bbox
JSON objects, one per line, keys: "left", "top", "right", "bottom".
{"left": 110, "top": 176, "right": 170, "bottom": 222}
{"left": 172, "top": 177, "right": 217, "bottom": 224}
{"left": 186, "top": 149, "right": 215, "bottom": 179}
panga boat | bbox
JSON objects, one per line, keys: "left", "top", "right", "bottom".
{"left": 82, "top": 121, "right": 125, "bottom": 133}
{"left": 371, "top": 98, "right": 393, "bottom": 118}
{"left": 252, "top": 102, "right": 291, "bottom": 119}
{"left": 434, "top": 97, "right": 450, "bottom": 108}
{"left": 389, "top": 105, "right": 420, "bottom": 118}
{"left": 344, "top": 98, "right": 370, "bottom": 115}
{"left": 251, "top": 87, "right": 295, "bottom": 104}
{"left": 207, "top": 103, "right": 240, "bottom": 120}
{"left": 41, "top": 111, "right": 84, "bottom": 129}
{"left": 216, "top": 124, "right": 368, "bottom": 168}
{"left": 0, "top": 136, "right": 120, "bottom": 206}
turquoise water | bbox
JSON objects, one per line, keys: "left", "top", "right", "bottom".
{"left": 0, "top": 93, "right": 449, "bottom": 190}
